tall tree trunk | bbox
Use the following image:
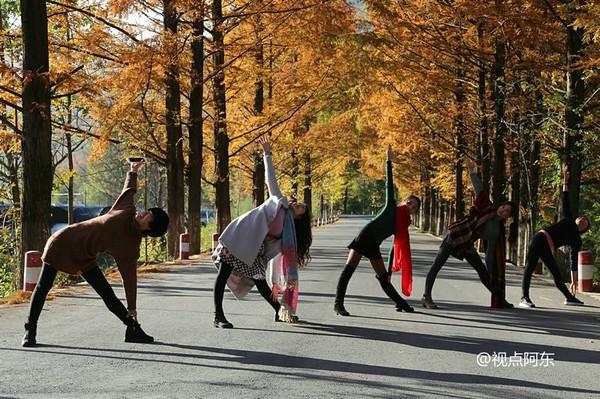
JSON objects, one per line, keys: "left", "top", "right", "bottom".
{"left": 343, "top": 186, "right": 348, "bottom": 214}
{"left": 453, "top": 15, "right": 465, "bottom": 219}
{"left": 66, "top": 130, "right": 74, "bottom": 224}
{"left": 509, "top": 117, "right": 521, "bottom": 265}
{"left": 477, "top": 22, "right": 491, "bottom": 193}
{"left": 7, "top": 153, "right": 20, "bottom": 206}
{"left": 212, "top": 0, "right": 230, "bottom": 233}
{"left": 319, "top": 193, "right": 324, "bottom": 219}
{"left": 65, "top": 24, "right": 74, "bottom": 225}
{"left": 490, "top": 0, "right": 508, "bottom": 307}
{"left": 252, "top": 152, "right": 265, "bottom": 207}
{"left": 564, "top": 13, "right": 585, "bottom": 217}
{"left": 454, "top": 76, "right": 465, "bottom": 219}
{"left": 20, "top": 0, "right": 53, "bottom": 288}
{"left": 187, "top": 0, "right": 204, "bottom": 254}
{"left": 303, "top": 152, "right": 312, "bottom": 214}
{"left": 422, "top": 186, "right": 431, "bottom": 232}
{"left": 251, "top": 11, "right": 265, "bottom": 207}
{"left": 529, "top": 85, "right": 543, "bottom": 233}
{"left": 0, "top": 10, "right": 20, "bottom": 208}
{"left": 491, "top": 8, "right": 507, "bottom": 204}
{"left": 164, "top": 0, "right": 185, "bottom": 257}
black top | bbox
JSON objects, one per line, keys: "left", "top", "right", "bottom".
{"left": 544, "top": 191, "right": 581, "bottom": 271}
{"left": 361, "top": 160, "right": 396, "bottom": 244}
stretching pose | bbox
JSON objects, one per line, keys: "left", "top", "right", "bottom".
{"left": 212, "top": 136, "right": 312, "bottom": 328}
{"left": 421, "top": 160, "right": 516, "bottom": 309}
{"left": 334, "top": 145, "right": 420, "bottom": 316}
{"left": 520, "top": 165, "right": 589, "bottom": 308}
{"left": 22, "top": 161, "right": 169, "bottom": 347}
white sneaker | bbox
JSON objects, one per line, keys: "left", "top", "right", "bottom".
{"left": 519, "top": 297, "right": 535, "bottom": 308}
{"left": 564, "top": 297, "right": 584, "bottom": 306}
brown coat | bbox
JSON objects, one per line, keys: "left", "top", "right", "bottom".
{"left": 42, "top": 172, "right": 142, "bottom": 309}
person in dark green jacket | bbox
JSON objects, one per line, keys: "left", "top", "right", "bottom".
{"left": 334, "top": 145, "right": 420, "bottom": 316}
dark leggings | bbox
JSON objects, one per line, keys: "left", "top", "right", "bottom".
{"left": 213, "top": 261, "right": 279, "bottom": 317}
{"left": 424, "top": 237, "right": 493, "bottom": 298}
{"left": 522, "top": 233, "right": 574, "bottom": 300}
{"left": 26, "top": 263, "right": 129, "bottom": 326}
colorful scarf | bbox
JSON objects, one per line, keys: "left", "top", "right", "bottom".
{"left": 392, "top": 204, "right": 413, "bottom": 296}
{"left": 448, "top": 191, "right": 496, "bottom": 258}
{"left": 279, "top": 208, "right": 299, "bottom": 315}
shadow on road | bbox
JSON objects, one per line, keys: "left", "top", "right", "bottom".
{"left": 2, "top": 342, "right": 598, "bottom": 398}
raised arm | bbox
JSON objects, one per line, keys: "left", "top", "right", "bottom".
{"left": 111, "top": 162, "right": 142, "bottom": 211}
{"left": 259, "top": 136, "right": 283, "bottom": 199}
{"left": 385, "top": 145, "right": 395, "bottom": 207}
{"left": 466, "top": 158, "right": 483, "bottom": 196}
{"left": 561, "top": 164, "right": 572, "bottom": 219}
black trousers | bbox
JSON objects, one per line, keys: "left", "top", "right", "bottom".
{"left": 213, "top": 261, "right": 279, "bottom": 317}
{"left": 522, "top": 233, "right": 574, "bottom": 300}
{"left": 424, "top": 236, "right": 492, "bottom": 298}
{"left": 26, "top": 263, "right": 129, "bottom": 326}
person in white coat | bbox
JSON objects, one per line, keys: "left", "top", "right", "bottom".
{"left": 212, "top": 136, "right": 312, "bottom": 328}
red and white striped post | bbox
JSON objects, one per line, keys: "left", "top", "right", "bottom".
{"left": 179, "top": 233, "right": 190, "bottom": 260}
{"left": 212, "top": 233, "right": 220, "bottom": 251}
{"left": 23, "top": 251, "right": 42, "bottom": 292}
{"left": 578, "top": 250, "right": 594, "bottom": 292}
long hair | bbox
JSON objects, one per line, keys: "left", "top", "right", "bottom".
{"left": 293, "top": 208, "right": 313, "bottom": 267}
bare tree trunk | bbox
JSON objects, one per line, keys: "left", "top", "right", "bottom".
{"left": 252, "top": 152, "right": 265, "bottom": 207}
{"left": 303, "top": 152, "right": 312, "bottom": 214}
{"left": 251, "top": 11, "right": 265, "bottom": 207}
{"left": 164, "top": 0, "right": 185, "bottom": 257}
{"left": 20, "top": 0, "right": 53, "bottom": 288}
{"left": 187, "top": 0, "right": 204, "bottom": 254}
{"left": 491, "top": 9, "right": 507, "bottom": 204}
{"left": 509, "top": 119, "right": 521, "bottom": 265}
{"left": 477, "top": 22, "right": 491, "bottom": 193}
{"left": 490, "top": 0, "right": 508, "bottom": 307}
{"left": 7, "top": 153, "right": 20, "bottom": 206}
{"left": 564, "top": 16, "right": 585, "bottom": 217}
{"left": 212, "top": 0, "right": 231, "bottom": 233}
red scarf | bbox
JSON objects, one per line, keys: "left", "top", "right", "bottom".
{"left": 392, "top": 204, "right": 413, "bottom": 296}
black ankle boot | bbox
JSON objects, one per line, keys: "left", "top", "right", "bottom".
{"left": 334, "top": 265, "right": 355, "bottom": 316}
{"left": 22, "top": 323, "right": 37, "bottom": 347}
{"left": 213, "top": 313, "right": 233, "bottom": 329}
{"left": 124, "top": 317, "right": 154, "bottom": 343}
{"left": 274, "top": 302, "right": 281, "bottom": 322}
{"left": 377, "top": 272, "right": 414, "bottom": 313}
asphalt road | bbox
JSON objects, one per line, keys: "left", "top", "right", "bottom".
{"left": 1, "top": 216, "right": 599, "bottom": 399}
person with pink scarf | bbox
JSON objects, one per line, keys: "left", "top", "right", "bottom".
{"left": 212, "top": 136, "right": 313, "bottom": 328}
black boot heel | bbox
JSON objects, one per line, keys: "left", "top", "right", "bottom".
{"left": 22, "top": 323, "right": 37, "bottom": 347}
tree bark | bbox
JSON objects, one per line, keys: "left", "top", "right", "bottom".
{"left": 187, "top": 0, "right": 204, "bottom": 254}
{"left": 251, "top": 11, "right": 265, "bottom": 208}
{"left": 491, "top": 6, "right": 507, "bottom": 204}
{"left": 164, "top": 0, "right": 185, "bottom": 257}
{"left": 564, "top": 12, "right": 585, "bottom": 217}
{"left": 303, "top": 152, "right": 312, "bottom": 214}
{"left": 477, "top": 22, "right": 491, "bottom": 193}
{"left": 212, "top": 0, "right": 231, "bottom": 233}
{"left": 20, "top": 0, "right": 54, "bottom": 287}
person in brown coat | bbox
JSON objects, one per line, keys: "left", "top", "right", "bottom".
{"left": 21, "top": 161, "right": 169, "bottom": 347}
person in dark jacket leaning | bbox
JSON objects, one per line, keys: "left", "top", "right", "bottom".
{"left": 519, "top": 164, "right": 590, "bottom": 308}
{"left": 334, "top": 145, "right": 420, "bottom": 316}
{"left": 21, "top": 161, "right": 169, "bottom": 347}
{"left": 421, "top": 158, "right": 516, "bottom": 309}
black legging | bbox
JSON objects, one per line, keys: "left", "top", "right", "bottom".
{"left": 424, "top": 237, "right": 492, "bottom": 298}
{"left": 213, "top": 260, "right": 279, "bottom": 317}
{"left": 522, "top": 233, "right": 574, "bottom": 300}
{"left": 26, "top": 263, "right": 129, "bottom": 326}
